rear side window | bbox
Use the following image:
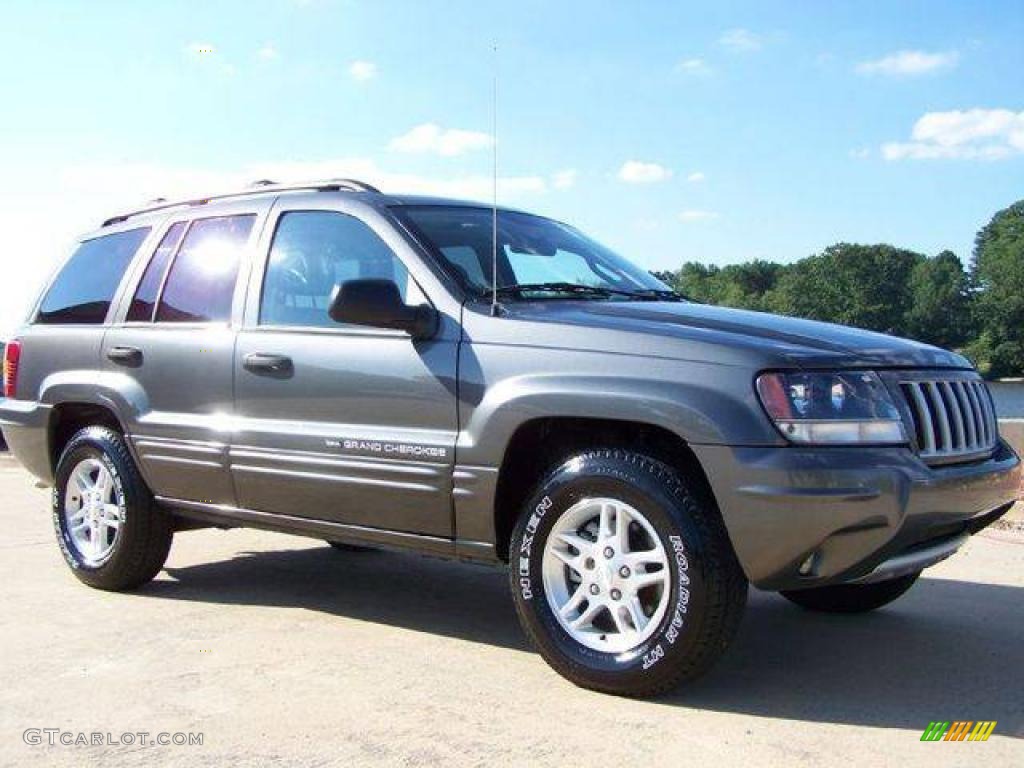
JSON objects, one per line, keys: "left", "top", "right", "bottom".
{"left": 37, "top": 227, "right": 151, "bottom": 324}
{"left": 156, "top": 215, "right": 255, "bottom": 323}
{"left": 126, "top": 221, "right": 187, "bottom": 322}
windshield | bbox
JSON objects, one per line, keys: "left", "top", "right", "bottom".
{"left": 395, "top": 206, "right": 672, "bottom": 300}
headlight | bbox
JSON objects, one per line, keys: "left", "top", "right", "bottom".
{"left": 755, "top": 370, "right": 906, "bottom": 445}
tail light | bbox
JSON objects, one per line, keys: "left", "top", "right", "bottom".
{"left": 2, "top": 340, "right": 21, "bottom": 399}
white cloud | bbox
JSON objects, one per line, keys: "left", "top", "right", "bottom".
{"left": 183, "top": 41, "right": 235, "bottom": 76}
{"left": 675, "top": 57, "right": 711, "bottom": 75}
{"left": 348, "top": 60, "right": 377, "bottom": 82}
{"left": 679, "top": 209, "right": 719, "bottom": 222}
{"left": 257, "top": 44, "right": 279, "bottom": 61}
{"left": 856, "top": 49, "right": 959, "bottom": 77}
{"left": 58, "top": 158, "right": 548, "bottom": 209}
{"left": 617, "top": 161, "right": 673, "bottom": 184}
{"left": 389, "top": 123, "right": 493, "bottom": 157}
{"left": 881, "top": 108, "right": 1024, "bottom": 160}
{"left": 719, "top": 28, "right": 762, "bottom": 52}
{"left": 551, "top": 169, "right": 577, "bottom": 189}
{"left": 686, "top": 171, "right": 706, "bottom": 183}
{"left": 185, "top": 42, "right": 215, "bottom": 57}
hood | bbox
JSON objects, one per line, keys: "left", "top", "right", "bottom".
{"left": 497, "top": 300, "right": 972, "bottom": 370}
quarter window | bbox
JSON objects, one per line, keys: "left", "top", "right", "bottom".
{"left": 37, "top": 227, "right": 151, "bottom": 324}
{"left": 260, "top": 211, "right": 419, "bottom": 328}
{"left": 156, "top": 215, "right": 254, "bottom": 323}
{"left": 126, "top": 221, "right": 187, "bottom": 322}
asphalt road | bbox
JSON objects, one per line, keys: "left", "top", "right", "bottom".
{"left": 1, "top": 455, "right": 1020, "bottom": 767}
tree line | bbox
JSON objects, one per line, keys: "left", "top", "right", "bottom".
{"left": 654, "top": 199, "right": 1024, "bottom": 379}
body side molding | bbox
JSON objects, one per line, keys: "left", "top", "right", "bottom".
{"left": 155, "top": 496, "right": 499, "bottom": 564}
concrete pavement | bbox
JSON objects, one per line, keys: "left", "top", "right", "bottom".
{"left": 0, "top": 455, "right": 1020, "bottom": 767}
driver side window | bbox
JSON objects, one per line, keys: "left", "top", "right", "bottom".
{"left": 260, "top": 210, "right": 421, "bottom": 328}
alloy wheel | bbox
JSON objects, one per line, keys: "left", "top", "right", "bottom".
{"left": 541, "top": 497, "right": 671, "bottom": 653}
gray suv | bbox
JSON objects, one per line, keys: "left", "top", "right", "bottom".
{"left": 1, "top": 179, "right": 1019, "bottom": 696}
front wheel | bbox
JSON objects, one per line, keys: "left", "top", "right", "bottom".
{"left": 509, "top": 450, "right": 747, "bottom": 697}
{"left": 780, "top": 572, "right": 920, "bottom": 613}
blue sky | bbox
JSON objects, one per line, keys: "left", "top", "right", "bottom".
{"left": 0, "top": 0, "right": 1021, "bottom": 334}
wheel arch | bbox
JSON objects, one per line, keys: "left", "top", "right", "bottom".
{"left": 491, "top": 416, "right": 719, "bottom": 561}
{"left": 48, "top": 402, "right": 127, "bottom": 474}
{"left": 39, "top": 371, "right": 148, "bottom": 475}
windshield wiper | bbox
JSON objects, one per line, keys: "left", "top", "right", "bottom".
{"left": 494, "top": 282, "right": 618, "bottom": 299}
{"left": 492, "top": 282, "right": 687, "bottom": 301}
{"left": 626, "top": 288, "right": 688, "bottom": 302}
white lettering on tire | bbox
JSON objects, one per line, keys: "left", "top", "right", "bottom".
{"left": 663, "top": 535, "right": 690, "bottom": 647}
{"left": 518, "top": 496, "right": 553, "bottom": 600}
{"left": 643, "top": 535, "right": 692, "bottom": 668}
{"left": 642, "top": 644, "right": 665, "bottom": 669}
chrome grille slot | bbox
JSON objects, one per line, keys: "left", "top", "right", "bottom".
{"left": 899, "top": 377, "right": 998, "bottom": 463}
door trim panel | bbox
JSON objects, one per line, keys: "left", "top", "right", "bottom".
{"left": 226, "top": 441, "right": 451, "bottom": 531}
{"left": 129, "top": 432, "right": 232, "bottom": 504}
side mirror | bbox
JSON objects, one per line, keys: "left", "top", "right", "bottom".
{"left": 328, "top": 279, "right": 438, "bottom": 340}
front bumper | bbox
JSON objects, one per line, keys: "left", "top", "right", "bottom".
{"left": 849, "top": 532, "right": 968, "bottom": 584}
{"left": 692, "top": 439, "right": 1020, "bottom": 591}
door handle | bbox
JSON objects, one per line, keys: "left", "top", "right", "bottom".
{"left": 243, "top": 353, "right": 293, "bottom": 375}
{"left": 106, "top": 346, "right": 143, "bottom": 366}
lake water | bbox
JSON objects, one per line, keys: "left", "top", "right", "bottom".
{"left": 990, "top": 381, "right": 1024, "bottom": 419}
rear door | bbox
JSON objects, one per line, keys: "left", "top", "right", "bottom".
{"left": 19, "top": 225, "right": 158, "bottom": 422}
{"left": 103, "top": 199, "right": 270, "bottom": 505}
{"left": 231, "top": 197, "right": 460, "bottom": 536}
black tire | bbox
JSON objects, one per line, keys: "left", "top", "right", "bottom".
{"left": 509, "top": 449, "right": 747, "bottom": 697}
{"left": 780, "top": 572, "right": 920, "bottom": 613}
{"left": 326, "top": 540, "right": 373, "bottom": 552}
{"left": 53, "top": 426, "right": 173, "bottom": 591}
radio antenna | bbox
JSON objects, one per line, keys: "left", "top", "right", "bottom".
{"left": 490, "top": 43, "right": 500, "bottom": 317}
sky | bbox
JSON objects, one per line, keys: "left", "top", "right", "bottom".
{"left": 0, "top": 0, "right": 1022, "bottom": 337}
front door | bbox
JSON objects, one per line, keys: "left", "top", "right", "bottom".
{"left": 231, "top": 202, "right": 459, "bottom": 537}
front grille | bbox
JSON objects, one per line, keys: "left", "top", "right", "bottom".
{"left": 899, "top": 377, "right": 998, "bottom": 463}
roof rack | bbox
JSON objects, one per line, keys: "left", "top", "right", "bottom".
{"left": 101, "top": 178, "right": 382, "bottom": 227}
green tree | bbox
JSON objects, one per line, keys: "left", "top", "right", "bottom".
{"left": 652, "top": 200, "right": 1022, "bottom": 375}
{"left": 904, "top": 250, "right": 972, "bottom": 350}
{"left": 713, "top": 261, "right": 785, "bottom": 310}
{"left": 967, "top": 200, "right": 1024, "bottom": 377}
{"left": 660, "top": 260, "right": 783, "bottom": 310}
{"left": 766, "top": 243, "right": 923, "bottom": 335}
{"left": 664, "top": 262, "right": 721, "bottom": 303}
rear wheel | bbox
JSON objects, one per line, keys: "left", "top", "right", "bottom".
{"left": 509, "top": 449, "right": 747, "bottom": 697}
{"left": 780, "top": 572, "right": 920, "bottom": 613}
{"left": 53, "top": 426, "right": 173, "bottom": 591}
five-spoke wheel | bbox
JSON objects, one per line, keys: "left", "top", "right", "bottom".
{"left": 542, "top": 498, "right": 670, "bottom": 653}
{"left": 63, "top": 457, "right": 123, "bottom": 566}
